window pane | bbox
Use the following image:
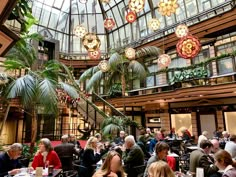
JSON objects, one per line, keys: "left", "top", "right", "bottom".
{"left": 146, "top": 76, "right": 154, "bottom": 87}
{"left": 217, "top": 57, "right": 234, "bottom": 75}
{"left": 171, "top": 114, "right": 192, "bottom": 136}
{"left": 224, "top": 112, "right": 236, "bottom": 135}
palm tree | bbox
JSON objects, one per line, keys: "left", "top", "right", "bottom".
{"left": 2, "top": 34, "right": 79, "bottom": 151}
{"left": 78, "top": 46, "right": 162, "bottom": 96}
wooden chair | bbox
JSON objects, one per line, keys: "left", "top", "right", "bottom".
{"left": 72, "top": 162, "right": 88, "bottom": 177}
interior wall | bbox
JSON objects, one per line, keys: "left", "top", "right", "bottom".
{"left": 224, "top": 112, "right": 236, "bottom": 135}
{"left": 171, "top": 114, "right": 192, "bottom": 136}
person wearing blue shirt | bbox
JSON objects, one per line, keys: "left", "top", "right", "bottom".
{"left": 0, "top": 143, "right": 23, "bottom": 177}
{"left": 149, "top": 131, "right": 163, "bottom": 154}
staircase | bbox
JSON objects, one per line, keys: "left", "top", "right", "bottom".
{"left": 0, "top": 100, "right": 10, "bottom": 145}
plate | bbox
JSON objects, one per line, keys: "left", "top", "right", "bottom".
{"left": 13, "top": 173, "right": 31, "bottom": 177}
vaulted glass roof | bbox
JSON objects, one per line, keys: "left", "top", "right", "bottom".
{"left": 29, "top": 0, "right": 227, "bottom": 56}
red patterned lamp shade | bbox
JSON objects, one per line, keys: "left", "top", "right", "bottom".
{"left": 74, "top": 25, "right": 87, "bottom": 38}
{"left": 148, "top": 18, "right": 160, "bottom": 31}
{"left": 157, "top": 54, "right": 171, "bottom": 67}
{"left": 82, "top": 33, "right": 101, "bottom": 52}
{"left": 104, "top": 18, "right": 115, "bottom": 30}
{"left": 98, "top": 60, "right": 110, "bottom": 72}
{"left": 88, "top": 50, "right": 101, "bottom": 60}
{"left": 125, "top": 48, "right": 136, "bottom": 60}
{"left": 158, "top": 0, "right": 179, "bottom": 16}
{"left": 129, "top": 0, "right": 145, "bottom": 13}
{"left": 175, "top": 24, "right": 189, "bottom": 38}
{"left": 126, "top": 11, "right": 137, "bottom": 23}
{"left": 176, "top": 35, "right": 201, "bottom": 59}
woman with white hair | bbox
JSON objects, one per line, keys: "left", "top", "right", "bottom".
{"left": 32, "top": 138, "right": 61, "bottom": 169}
{"left": 198, "top": 131, "right": 208, "bottom": 147}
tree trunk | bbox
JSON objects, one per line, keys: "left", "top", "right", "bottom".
{"left": 30, "top": 107, "right": 37, "bottom": 154}
{"left": 121, "top": 74, "right": 126, "bottom": 97}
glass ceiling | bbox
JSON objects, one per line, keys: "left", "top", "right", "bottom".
{"left": 29, "top": 0, "right": 226, "bottom": 56}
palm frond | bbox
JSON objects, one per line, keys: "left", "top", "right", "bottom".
{"left": 135, "top": 46, "right": 163, "bottom": 59}
{"left": 3, "top": 59, "right": 28, "bottom": 70}
{"left": 38, "top": 78, "right": 58, "bottom": 113}
{"left": 128, "top": 60, "right": 147, "bottom": 79}
{"left": 77, "top": 66, "right": 97, "bottom": 83}
{"left": 86, "top": 70, "right": 103, "bottom": 91}
{"left": 59, "top": 82, "right": 79, "bottom": 99}
{"left": 5, "top": 74, "right": 36, "bottom": 107}
{"left": 108, "top": 53, "right": 122, "bottom": 69}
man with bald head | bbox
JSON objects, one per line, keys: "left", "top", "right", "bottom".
{"left": 210, "top": 139, "right": 220, "bottom": 154}
{"left": 0, "top": 143, "right": 23, "bottom": 177}
{"left": 114, "top": 130, "right": 126, "bottom": 145}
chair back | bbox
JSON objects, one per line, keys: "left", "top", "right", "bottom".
{"left": 73, "top": 162, "right": 88, "bottom": 177}
{"left": 61, "top": 170, "right": 78, "bottom": 177}
{"left": 60, "top": 156, "right": 73, "bottom": 171}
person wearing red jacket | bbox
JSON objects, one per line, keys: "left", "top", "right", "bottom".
{"left": 32, "top": 138, "right": 61, "bottom": 170}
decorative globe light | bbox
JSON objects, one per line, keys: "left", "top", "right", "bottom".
{"left": 158, "top": 0, "right": 179, "bottom": 16}
{"left": 176, "top": 34, "right": 201, "bottom": 59}
{"left": 79, "top": 0, "right": 87, "bottom": 4}
{"left": 157, "top": 54, "right": 171, "bottom": 67}
{"left": 82, "top": 33, "right": 101, "bottom": 52}
{"left": 175, "top": 24, "right": 189, "bottom": 38}
{"left": 126, "top": 11, "right": 137, "bottom": 23}
{"left": 148, "top": 18, "right": 160, "bottom": 31}
{"left": 74, "top": 25, "right": 87, "bottom": 38}
{"left": 125, "top": 48, "right": 136, "bottom": 60}
{"left": 128, "top": 0, "right": 145, "bottom": 13}
{"left": 98, "top": 60, "right": 110, "bottom": 72}
{"left": 0, "top": 73, "right": 8, "bottom": 85}
{"left": 104, "top": 18, "right": 115, "bottom": 30}
{"left": 88, "top": 50, "right": 101, "bottom": 60}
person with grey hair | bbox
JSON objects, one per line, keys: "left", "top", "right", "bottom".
{"left": 54, "top": 135, "right": 80, "bottom": 170}
{"left": 32, "top": 138, "right": 61, "bottom": 170}
{"left": 123, "top": 135, "right": 144, "bottom": 177}
{"left": 197, "top": 131, "right": 208, "bottom": 147}
{"left": 0, "top": 143, "right": 23, "bottom": 177}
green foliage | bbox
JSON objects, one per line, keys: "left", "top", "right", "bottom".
{"left": 9, "top": 0, "right": 38, "bottom": 34}
{"left": 108, "top": 83, "right": 122, "bottom": 98}
{"left": 169, "top": 67, "right": 208, "bottom": 85}
{"left": 22, "top": 144, "right": 38, "bottom": 161}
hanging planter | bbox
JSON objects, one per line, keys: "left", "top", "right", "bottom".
{"left": 126, "top": 11, "right": 137, "bottom": 23}
{"left": 82, "top": 33, "right": 101, "bottom": 52}
{"left": 176, "top": 34, "right": 201, "bottom": 59}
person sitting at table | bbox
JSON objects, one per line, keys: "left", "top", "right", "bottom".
{"left": 54, "top": 135, "right": 80, "bottom": 170}
{"left": 69, "top": 134, "right": 81, "bottom": 149}
{"left": 149, "top": 131, "right": 163, "bottom": 154}
{"left": 147, "top": 161, "right": 175, "bottom": 177}
{"left": 122, "top": 135, "right": 144, "bottom": 177}
{"left": 214, "top": 150, "right": 236, "bottom": 177}
{"left": 32, "top": 138, "right": 61, "bottom": 170}
{"left": 181, "top": 127, "right": 191, "bottom": 141}
{"left": 198, "top": 131, "right": 208, "bottom": 147}
{"left": 143, "top": 142, "right": 175, "bottom": 177}
{"left": 189, "top": 140, "right": 221, "bottom": 177}
{"left": 224, "top": 134, "right": 236, "bottom": 160}
{"left": 114, "top": 131, "right": 126, "bottom": 145}
{"left": 0, "top": 143, "right": 23, "bottom": 177}
{"left": 81, "top": 136, "right": 102, "bottom": 177}
{"left": 168, "top": 127, "right": 176, "bottom": 139}
{"left": 92, "top": 151, "right": 126, "bottom": 177}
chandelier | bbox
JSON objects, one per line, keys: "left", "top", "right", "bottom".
{"left": 157, "top": 54, "right": 171, "bottom": 67}
{"left": 126, "top": 11, "right": 137, "bottom": 23}
{"left": 82, "top": 33, "right": 101, "bottom": 52}
{"left": 158, "top": 0, "right": 179, "bottom": 16}
{"left": 176, "top": 34, "right": 201, "bottom": 59}
{"left": 79, "top": 0, "right": 87, "bottom": 4}
{"left": 74, "top": 25, "right": 87, "bottom": 38}
{"left": 128, "top": 0, "right": 145, "bottom": 13}
{"left": 98, "top": 60, "right": 110, "bottom": 72}
{"left": 88, "top": 50, "right": 101, "bottom": 60}
{"left": 175, "top": 24, "right": 189, "bottom": 38}
{"left": 148, "top": 18, "right": 160, "bottom": 31}
{"left": 104, "top": 18, "right": 115, "bottom": 30}
{"left": 125, "top": 48, "right": 136, "bottom": 60}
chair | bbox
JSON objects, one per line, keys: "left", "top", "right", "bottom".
{"left": 60, "top": 156, "right": 74, "bottom": 171}
{"left": 60, "top": 170, "right": 78, "bottom": 177}
{"left": 132, "top": 165, "right": 146, "bottom": 177}
{"left": 73, "top": 162, "right": 88, "bottom": 177}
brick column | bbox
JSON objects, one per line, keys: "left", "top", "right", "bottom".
{"left": 216, "top": 110, "right": 224, "bottom": 129}
{"left": 160, "top": 102, "right": 170, "bottom": 132}
{"left": 209, "top": 46, "right": 218, "bottom": 76}
{"left": 191, "top": 112, "right": 198, "bottom": 138}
